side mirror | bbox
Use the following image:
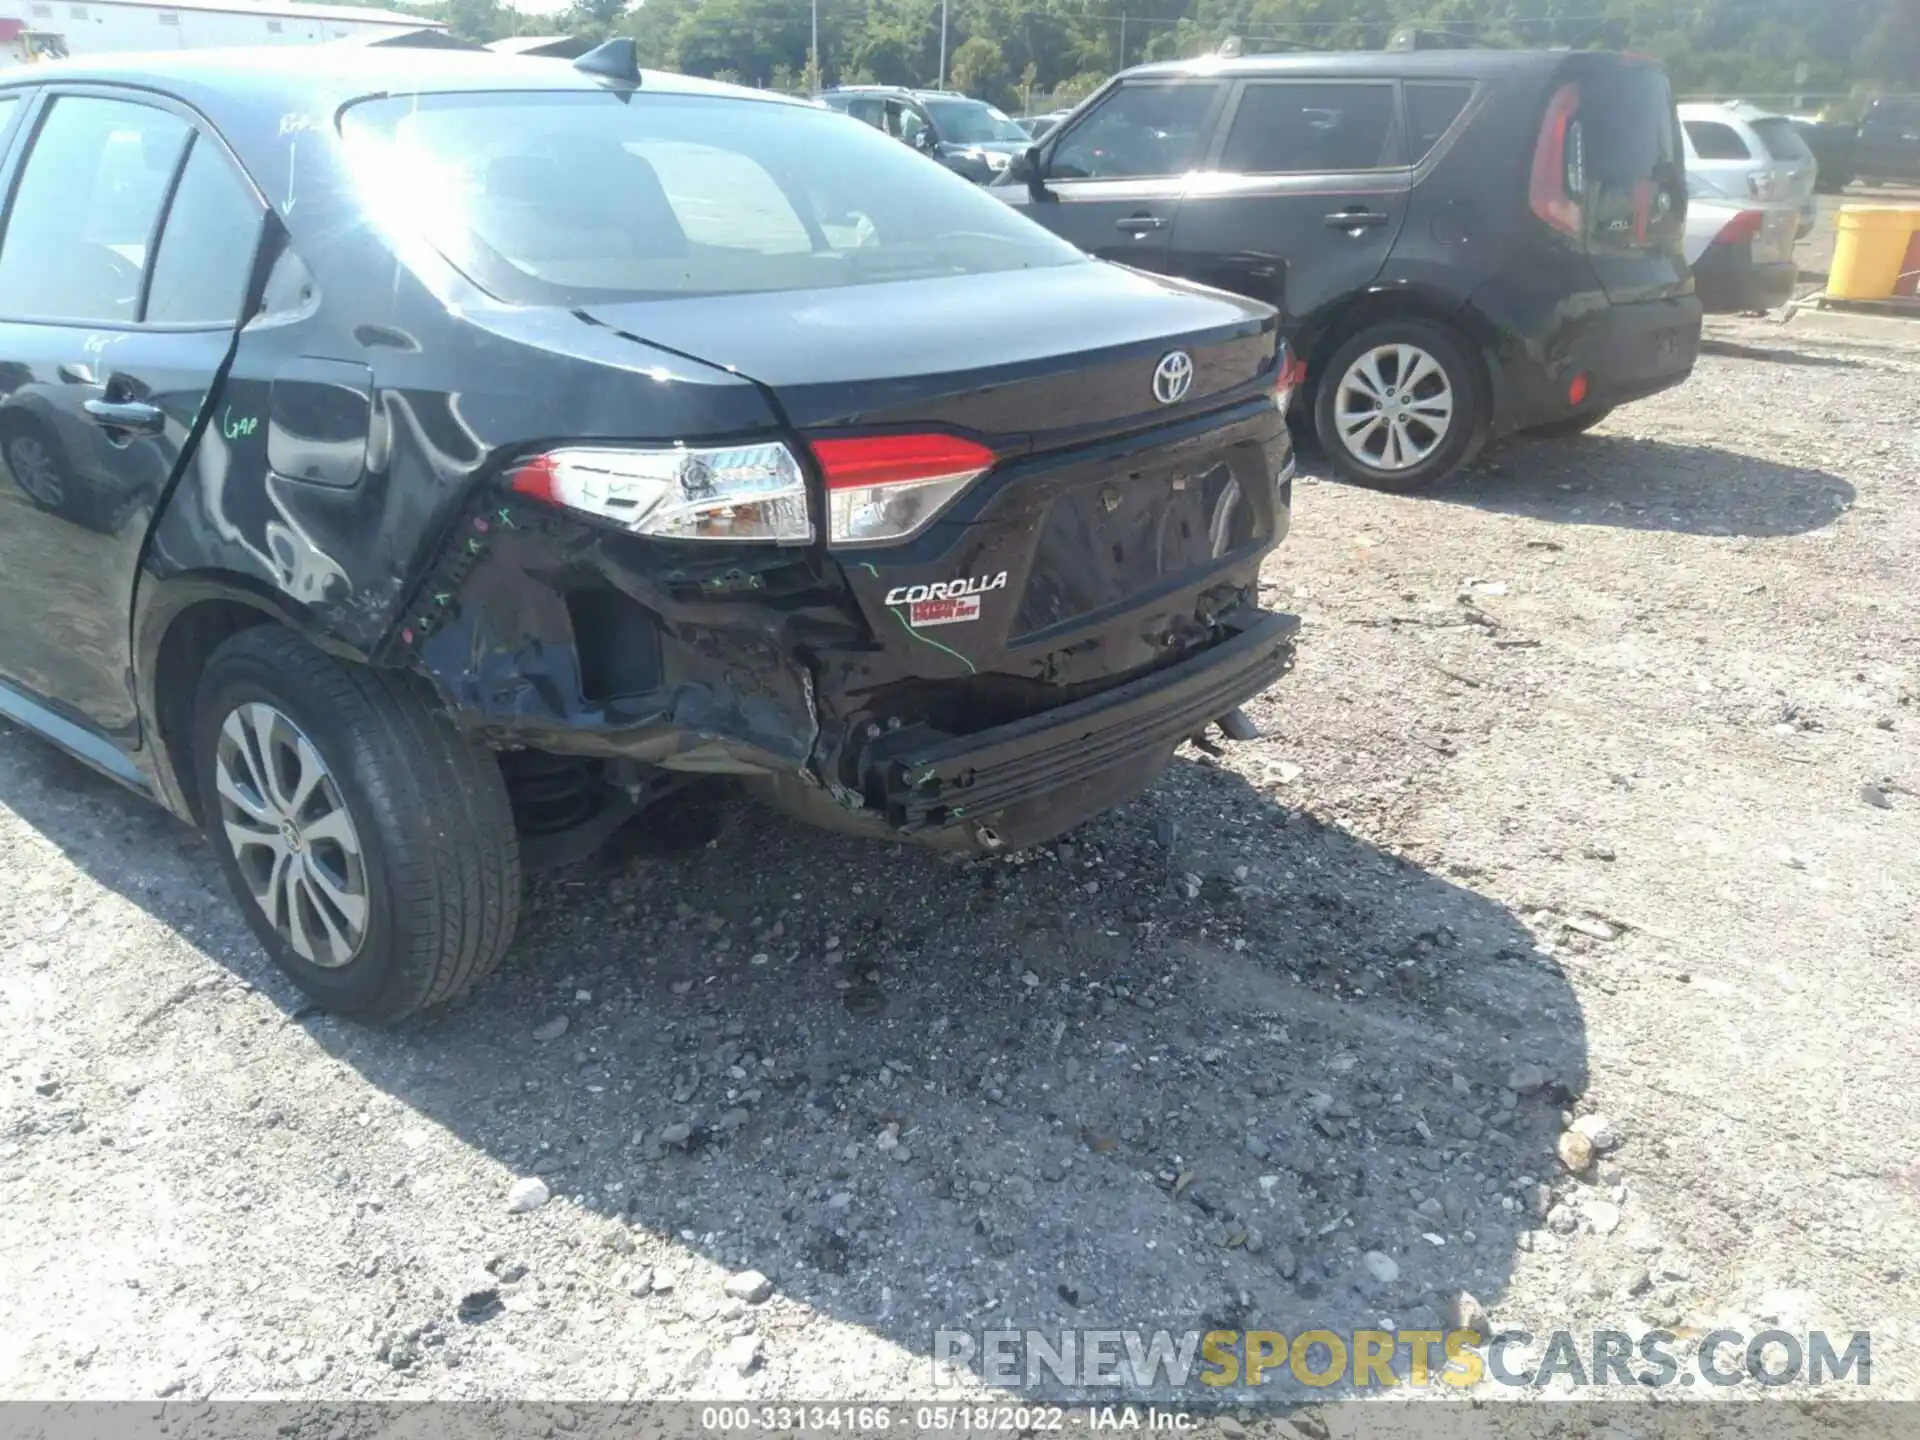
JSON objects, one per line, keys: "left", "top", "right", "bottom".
{"left": 1021, "top": 143, "right": 1052, "bottom": 200}
{"left": 911, "top": 128, "right": 936, "bottom": 152}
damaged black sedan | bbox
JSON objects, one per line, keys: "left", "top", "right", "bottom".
{"left": 0, "top": 43, "right": 1299, "bottom": 1022}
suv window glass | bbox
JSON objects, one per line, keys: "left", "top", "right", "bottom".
{"left": 885, "top": 100, "right": 926, "bottom": 144}
{"left": 1584, "top": 65, "right": 1681, "bottom": 183}
{"left": 922, "top": 97, "right": 1027, "bottom": 145}
{"left": 339, "top": 90, "right": 1086, "bottom": 303}
{"left": 1405, "top": 82, "right": 1472, "bottom": 162}
{"left": 1049, "top": 82, "right": 1222, "bottom": 180}
{"left": 1749, "top": 116, "right": 1812, "bottom": 163}
{"left": 0, "top": 95, "right": 19, "bottom": 134}
{"left": 1685, "top": 119, "right": 1751, "bottom": 160}
{"left": 844, "top": 97, "right": 884, "bottom": 128}
{"left": 145, "top": 136, "right": 264, "bottom": 324}
{"left": 1220, "top": 81, "right": 1402, "bottom": 173}
{"left": 0, "top": 95, "right": 189, "bottom": 322}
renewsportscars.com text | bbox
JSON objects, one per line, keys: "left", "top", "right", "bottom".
{"left": 933, "top": 1328, "right": 1872, "bottom": 1390}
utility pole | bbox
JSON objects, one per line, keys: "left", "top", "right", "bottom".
{"left": 938, "top": 0, "right": 947, "bottom": 87}
{"left": 1118, "top": 9, "right": 1126, "bottom": 70}
{"left": 810, "top": 0, "right": 819, "bottom": 91}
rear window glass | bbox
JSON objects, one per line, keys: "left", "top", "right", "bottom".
{"left": 339, "top": 90, "right": 1085, "bottom": 305}
{"left": 1685, "top": 119, "right": 1751, "bottom": 160}
{"left": 1582, "top": 64, "right": 1681, "bottom": 182}
{"left": 1749, "top": 116, "right": 1812, "bottom": 162}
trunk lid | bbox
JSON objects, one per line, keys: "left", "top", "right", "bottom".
{"left": 577, "top": 262, "right": 1276, "bottom": 444}
{"left": 1562, "top": 57, "right": 1691, "bottom": 303}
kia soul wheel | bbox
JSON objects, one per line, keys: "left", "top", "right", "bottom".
{"left": 192, "top": 628, "right": 521, "bottom": 1024}
{"left": 1315, "top": 320, "right": 1488, "bottom": 489}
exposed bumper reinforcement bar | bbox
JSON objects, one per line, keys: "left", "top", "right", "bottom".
{"left": 869, "top": 610, "right": 1301, "bottom": 835}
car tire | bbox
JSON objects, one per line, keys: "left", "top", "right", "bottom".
{"left": 192, "top": 626, "right": 521, "bottom": 1024}
{"left": 1521, "top": 407, "right": 1614, "bottom": 439}
{"left": 1314, "top": 319, "right": 1488, "bottom": 489}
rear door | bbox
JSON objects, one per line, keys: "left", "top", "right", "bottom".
{"left": 0, "top": 87, "right": 264, "bottom": 738}
{"left": 1015, "top": 78, "right": 1229, "bottom": 271}
{"left": 1168, "top": 77, "right": 1411, "bottom": 321}
{"left": 1575, "top": 60, "right": 1689, "bottom": 303}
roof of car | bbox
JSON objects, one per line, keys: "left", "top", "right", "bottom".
{"left": 0, "top": 45, "right": 808, "bottom": 109}
{"left": 1678, "top": 100, "right": 1788, "bottom": 122}
{"left": 820, "top": 85, "right": 973, "bottom": 100}
{"left": 1119, "top": 48, "right": 1585, "bottom": 81}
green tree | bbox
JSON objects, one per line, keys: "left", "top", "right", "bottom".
{"left": 950, "top": 34, "right": 1014, "bottom": 105}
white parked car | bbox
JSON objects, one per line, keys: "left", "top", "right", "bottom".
{"left": 1683, "top": 196, "right": 1800, "bottom": 313}
{"left": 1679, "top": 102, "right": 1819, "bottom": 238}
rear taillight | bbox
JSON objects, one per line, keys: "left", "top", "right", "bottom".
{"left": 812, "top": 433, "right": 996, "bottom": 547}
{"left": 1530, "top": 82, "right": 1584, "bottom": 237}
{"left": 1275, "top": 351, "right": 1308, "bottom": 414}
{"left": 510, "top": 443, "right": 812, "bottom": 543}
{"left": 1714, "top": 208, "right": 1764, "bottom": 245}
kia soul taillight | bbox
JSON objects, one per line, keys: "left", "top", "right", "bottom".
{"left": 509, "top": 432, "right": 997, "bottom": 548}
{"left": 1530, "top": 82, "right": 1586, "bottom": 238}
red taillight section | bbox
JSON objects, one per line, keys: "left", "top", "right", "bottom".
{"left": 1568, "top": 373, "right": 1590, "bottom": 406}
{"left": 811, "top": 433, "right": 997, "bottom": 491}
{"left": 509, "top": 454, "right": 560, "bottom": 504}
{"left": 812, "top": 432, "right": 996, "bottom": 546}
{"left": 1530, "top": 82, "right": 1584, "bottom": 238}
{"left": 1715, "top": 209, "right": 1764, "bottom": 245}
{"left": 1275, "top": 352, "right": 1308, "bottom": 413}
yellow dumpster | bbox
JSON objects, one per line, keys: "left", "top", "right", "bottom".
{"left": 1828, "top": 205, "right": 1920, "bottom": 300}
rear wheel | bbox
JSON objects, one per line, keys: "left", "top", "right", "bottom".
{"left": 192, "top": 627, "right": 521, "bottom": 1024}
{"left": 1522, "top": 408, "right": 1614, "bottom": 439}
{"left": 1314, "top": 319, "right": 1488, "bottom": 489}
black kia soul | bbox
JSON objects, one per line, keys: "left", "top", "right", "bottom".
{"left": 0, "top": 46, "right": 1298, "bottom": 1022}
{"left": 998, "top": 50, "right": 1703, "bottom": 488}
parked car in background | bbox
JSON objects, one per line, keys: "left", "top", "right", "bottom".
{"left": 0, "top": 44, "right": 1301, "bottom": 1023}
{"left": 1021, "top": 109, "right": 1072, "bottom": 139}
{"left": 1789, "top": 114, "right": 1857, "bottom": 192}
{"left": 1684, "top": 196, "right": 1799, "bottom": 312}
{"left": 995, "top": 49, "right": 1702, "bottom": 488}
{"left": 816, "top": 85, "right": 1032, "bottom": 181}
{"left": 1679, "top": 101, "right": 1818, "bottom": 236}
{"left": 1855, "top": 96, "right": 1920, "bottom": 186}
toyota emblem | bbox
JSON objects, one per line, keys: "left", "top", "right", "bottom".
{"left": 1152, "top": 350, "right": 1194, "bottom": 406}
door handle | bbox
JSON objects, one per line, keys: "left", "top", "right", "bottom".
{"left": 1324, "top": 208, "right": 1389, "bottom": 229}
{"left": 82, "top": 398, "right": 165, "bottom": 437}
{"left": 1115, "top": 213, "right": 1168, "bottom": 234}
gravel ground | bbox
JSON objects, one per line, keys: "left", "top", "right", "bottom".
{"left": 1, "top": 316, "right": 1917, "bottom": 1411}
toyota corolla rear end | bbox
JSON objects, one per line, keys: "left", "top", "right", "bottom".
{"left": 340, "top": 78, "right": 1301, "bottom": 854}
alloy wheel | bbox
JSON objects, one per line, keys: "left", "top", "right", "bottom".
{"left": 8, "top": 435, "right": 63, "bottom": 507}
{"left": 214, "top": 702, "right": 369, "bottom": 968}
{"left": 1333, "top": 343, "right": 1455, "bottom": 472}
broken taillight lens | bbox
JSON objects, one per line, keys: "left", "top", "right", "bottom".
{"left": 510, "top": 443, "right": 812, "bottom": 543}
{"left": 1275, "top": 350, "right": 1308, "bottom": 414}
{"left": 811, "top": 432, "right": 996, "bottom": 547}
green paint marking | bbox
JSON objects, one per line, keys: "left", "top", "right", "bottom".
{"left": 220, "top": 408, "right": 258, "bottom": 441}
{"left": 859, "top": 562, "right": 880, "bottom": 577}
{"left": 434, "top": 592, "right": 451, "bottom": 607}
{"left": 496, "top": 508, "right": 516, "bottom": 528}
{"left": 888, "top": 606, "right": 975, "bottom": 675}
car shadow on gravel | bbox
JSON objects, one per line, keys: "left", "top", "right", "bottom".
{"left": 1443, "top": 434, "right": 1857, "bottom": 538}
{"left": 0, "top": 724, "right": 1590, "bottom": 1402}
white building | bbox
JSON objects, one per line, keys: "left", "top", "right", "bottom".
{"left": 1, "top": 0, "right": 444, "bottom": 64}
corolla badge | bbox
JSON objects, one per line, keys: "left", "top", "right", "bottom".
{"left": 1153, "top": 350, "right": 1194, "bottom": 406}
